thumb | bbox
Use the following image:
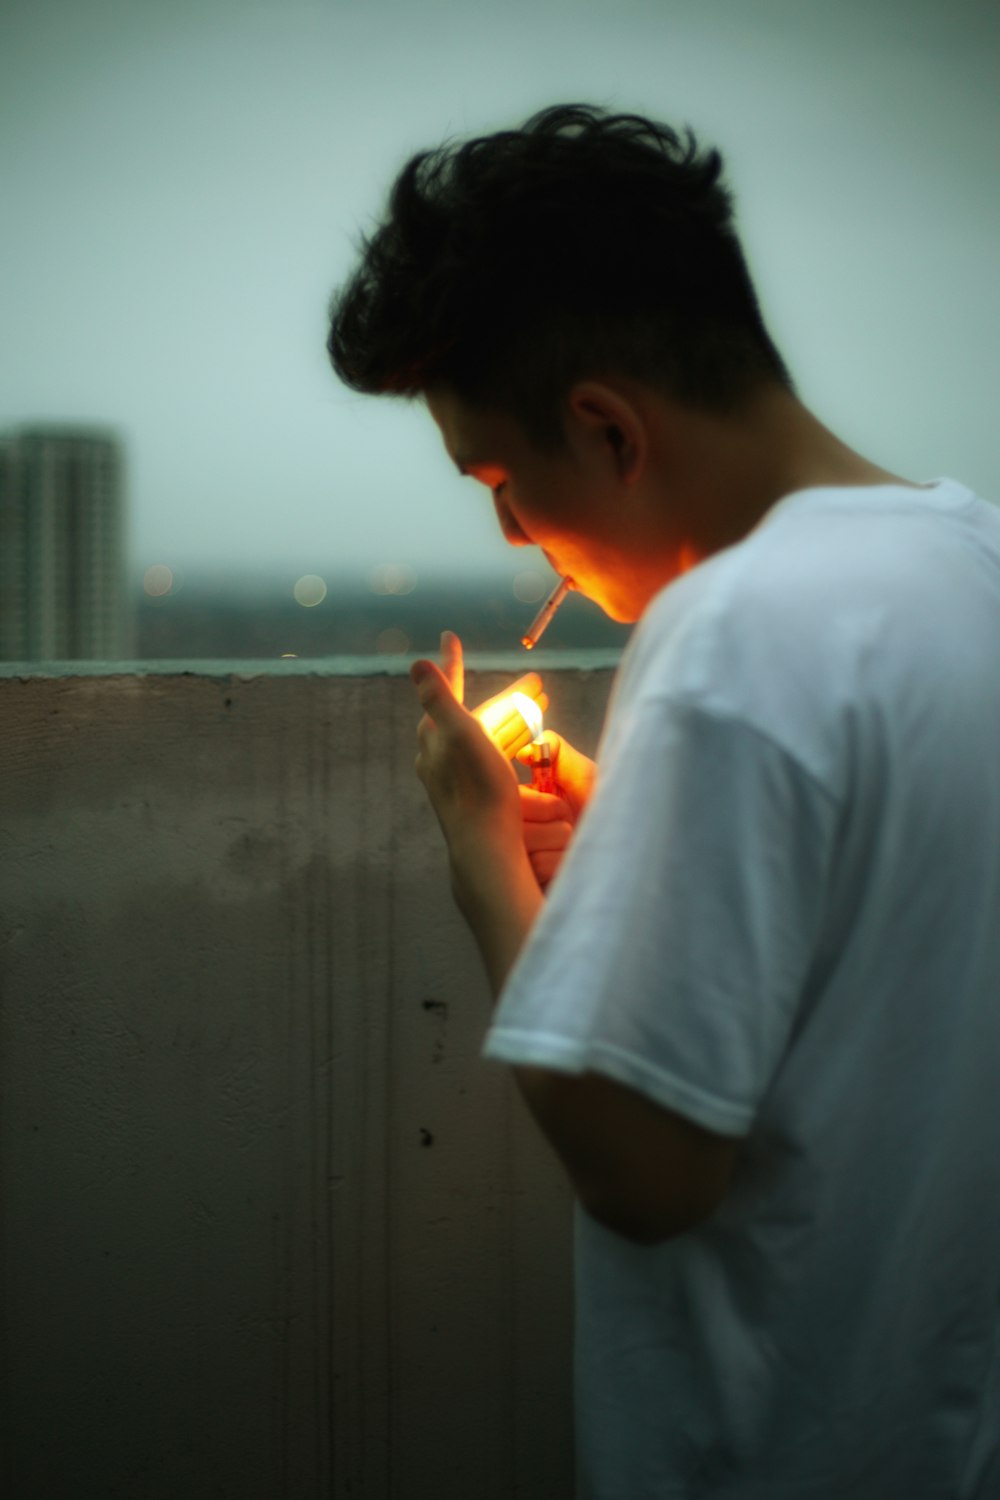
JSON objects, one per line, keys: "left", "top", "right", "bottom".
{"left": 410, "top": 658, "right": 468, "bottom": 726}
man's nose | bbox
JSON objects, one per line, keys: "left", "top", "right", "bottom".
{"left": 493, "top": 494, "right": 531, "bottom": 547}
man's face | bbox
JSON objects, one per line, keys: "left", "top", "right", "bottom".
{"left": 425, "top": 385, "right": 652, "bottom": 623}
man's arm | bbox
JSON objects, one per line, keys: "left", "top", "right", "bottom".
{"left": 410, "top": 646, "right": 739, "bottom": 1246}
{"left": 512, "top": 1067, "right": 739, "bottom": 1245}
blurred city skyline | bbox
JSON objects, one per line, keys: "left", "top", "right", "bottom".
{"left": 2, "top": 0, "right": 998, "bottom": 593}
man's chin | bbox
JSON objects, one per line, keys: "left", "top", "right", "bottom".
{"left": 572, "top": 575, "right": 642, "bottom": 625}
{"left": 592, "top": 593, "right": 640, "bottom": 626}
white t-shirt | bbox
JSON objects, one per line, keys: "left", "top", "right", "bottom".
{"left": 484, "top": 479, "right": 1000, "bottom": 1499}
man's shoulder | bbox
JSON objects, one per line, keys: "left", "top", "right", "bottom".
{"left": 626, "top": 500, "right": 846, "bottom": 703}
{"left": 613, "top": 480, "right": 999, "bottom": 786}
{"left": 637, "top": 478, "right": 998, "bottom": 678}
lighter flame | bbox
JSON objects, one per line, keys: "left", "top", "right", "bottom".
{"left": 511, "top": 692, "right": 544, "bottom": 743}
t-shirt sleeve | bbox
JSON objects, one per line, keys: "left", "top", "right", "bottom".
{"left": 482, "top": 693, "right": 839, "bottom": 1137}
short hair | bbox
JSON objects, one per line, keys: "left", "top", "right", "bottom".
{"left": 328, "top": 103, "right": 793, "bottom": 446}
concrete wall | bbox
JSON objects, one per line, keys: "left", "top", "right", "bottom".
{"left": 0, "top": 664, "right": 615, "bottom": 1500}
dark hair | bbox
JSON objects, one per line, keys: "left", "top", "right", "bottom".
{"left": 328, "top": 103, "right": 793, "bottom": 446}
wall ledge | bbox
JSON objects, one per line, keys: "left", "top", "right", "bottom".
{"left": 0, "top": 648, "right": 625, "bottom": 679}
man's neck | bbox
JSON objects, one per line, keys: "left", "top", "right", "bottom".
{"left": 663, "top": 387, "right": 918, "bottom": 560}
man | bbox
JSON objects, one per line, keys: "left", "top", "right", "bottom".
{"left": 328, "top": 105, "right": 1000, "bottom": 1497}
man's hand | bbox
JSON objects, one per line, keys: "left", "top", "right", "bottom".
{"left": 410, "top": 631, "right": 543, "bottom": 995}
{"left": 516, "top": 731, "right": 597, "bottom": 823}
{"left": 518, "top": 786, "right": 575, "bottom": 889}
{"left": 411, "top": 632, "right": 522, "bottom": 865}
{"left": 470, "top": 681, "right": 549, "bottom": 762}
{"left": 437, "top": 629, "right": 595, "bottom": 889}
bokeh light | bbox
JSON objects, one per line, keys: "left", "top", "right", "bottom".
{"left": 513, "top": 570, "right": 547, "bottom": 603}
{"left": 375, "top": 627, "right": 410, "bottom": 654}
{"left": 293, "top": 574, "right": 327, "bottom": 607}
{"left": 370, "top": 563, "right": 417, "bottom": 596}
{"left": 143, "top": 564, "right": 173, "bottom": 597}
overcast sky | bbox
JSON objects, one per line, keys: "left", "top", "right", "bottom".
{"left": 2, "top": 0, "right": 998, "bottom": 591}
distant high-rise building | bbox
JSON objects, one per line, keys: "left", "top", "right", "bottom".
{"left": 0, "top": 426, "right": 131, "bottom": 661}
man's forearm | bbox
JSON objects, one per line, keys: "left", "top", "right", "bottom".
{"left": 449, "top": 842, "right": 544, "bottom": 1000}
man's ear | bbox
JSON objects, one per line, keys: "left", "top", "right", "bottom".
{"left": 565, "top": 381, "right": 647, "bottom": 484}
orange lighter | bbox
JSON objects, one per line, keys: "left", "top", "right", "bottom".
{"left": 512, "top": 691, "right": 558, "bottom": 794}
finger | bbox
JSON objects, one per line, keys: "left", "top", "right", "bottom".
{"left": 472, "top": 678, "right": 542, "bottom": 738}
{"left": 518, "top": 786, "right": 572, "bottom": 821}
{"left": 506, "top": 671, "right": 543, "bottom": 702}
{"left": 522, "top": 819, "right": 573, "bottom": 852}
{"left": 415, "top": 709, "right": 437, "bottom": 751}
{"left": 493, "top": 719, "right": 534, "bottom": 759}
{"left": 476, "top": 702, "right": 551, "bottom": 762}
{"left": 496, "top": 690, "right": 550, "bottom": 737}
{"left": 410, "top": 659, "right": 470, "bottom": 730}
{"left": 490, "top": 726, "right": 531, "bottom": 759}
{"left": 471, "top": 673, "right": 542, "bottom": 724}
{"left": 440, "top": 630, "right": 464, "bottom": 706}
{"left": 488, "top": 692, "right": 551, "bottom": 755}
{"left": 530, "top": 850, "right": 563, "bottom": 888}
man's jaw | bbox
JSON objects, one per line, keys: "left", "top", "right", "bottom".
{"left": 540, "top": 549, "right": 576, "bottom": 590}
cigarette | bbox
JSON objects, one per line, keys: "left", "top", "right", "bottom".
{"left": 521, "top": 577, "right": 570, "bottom": 649}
